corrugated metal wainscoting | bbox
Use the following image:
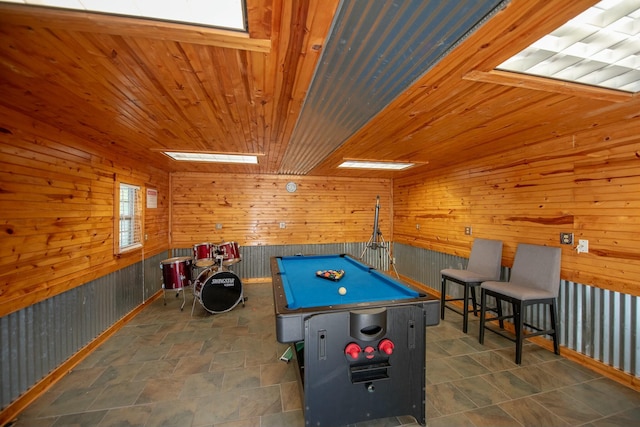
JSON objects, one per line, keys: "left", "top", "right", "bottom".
{"left": 173, "top": 241, "right": 389, "bottom": 280}
{"left": 394, "top": 242, "right": 640, "bottom": 378}
{"left": 0, "top": 251, "right": 167, "bottom": 411}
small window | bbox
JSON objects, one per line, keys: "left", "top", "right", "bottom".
{"left": 118, "top": 183, "right": 143, "bottom": 252}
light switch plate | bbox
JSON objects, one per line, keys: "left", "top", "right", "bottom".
{"left": 577, "top": 239, "right": 589, "bottom": 253}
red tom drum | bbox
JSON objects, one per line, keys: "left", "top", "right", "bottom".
{"left": 160, "top": 256, "right": 193, "bottom": 291}
{"left": 218, "top": 241, "right": 241, "bottom": 265}
{"left": 193, "top": 269, "right": 243, "bottom": 314}
{"left": 193, "top": 242, "right": 217, "bottom": 267}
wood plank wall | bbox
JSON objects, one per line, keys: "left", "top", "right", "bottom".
{"left": 170, "top": 172, "right": 391, "bottom": 249}
{"left": 0, "top": 108, "right": 392, "bottom": 318}
{"left": 0, "top": 108, "right": 171, "bottom": 317}
{"left": 394, "top": 119, "right": 640, "bottom": 296}
{"left": 4, "top": 102, "right": 637, "bottom": 316}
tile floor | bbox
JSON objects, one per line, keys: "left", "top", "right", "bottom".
{"left": 8, "top": 281, "right": 640, "bottom": 427}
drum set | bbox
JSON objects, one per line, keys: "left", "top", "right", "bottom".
{"left": 160, "top": 241, "right": 245, "bottom": 315}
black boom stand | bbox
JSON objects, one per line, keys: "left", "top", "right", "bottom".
{"left": 360, "top": 195, "right": 399, "bottom": 278}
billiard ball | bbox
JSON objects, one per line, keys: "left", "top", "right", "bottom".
{"left": 338, "top": 286, "right": 347, "bottom": 295}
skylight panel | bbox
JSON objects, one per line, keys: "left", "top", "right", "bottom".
{"left": 1, "top": 0, "right": 246, "bottom": 31}
{"left": 497, "top": 0, "right": 640, "bottom": 93}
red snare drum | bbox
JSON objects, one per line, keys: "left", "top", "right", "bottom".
{"left": 192, "top": 269, "right": 243, "bottom": 314}
{"left": 160, "top": 256, "right": 193, "bottom": 291}
{"left": 218, "top": 241, "right": 241, "bottom": 265}
{"left": 193, "top": 242, "right": 217, "bottom": 267}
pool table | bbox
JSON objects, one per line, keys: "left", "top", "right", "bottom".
{"left": 270, "top": 253, "right": 440, "bottom": 426}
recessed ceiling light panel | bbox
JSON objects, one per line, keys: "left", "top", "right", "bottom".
{"left": 164, "top": 152, "right": 258, "bottom": 164}
{"left": 338, "top": 161, "right": 415, "bottom": 170}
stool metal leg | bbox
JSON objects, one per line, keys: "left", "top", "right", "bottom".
{"left": 462, "top": 283, "right": 470, "bottom": 333}
{"left": 479, "top": 288, "right": 487, "bottom": 344}
{"left": 514, "top": 301, "right": 524, "bottom": 365}
{"left": 440, "top": 276, "right": 447, "bottom": 320}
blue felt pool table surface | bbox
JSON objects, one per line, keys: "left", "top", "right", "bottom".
{"left": 274, "top": 254, "right": 421, "bottom": 309}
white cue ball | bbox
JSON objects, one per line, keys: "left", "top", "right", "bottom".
{"left": 338, "top": 286, "right": 347, "bottom": 295}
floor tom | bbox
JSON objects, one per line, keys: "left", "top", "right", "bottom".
{"left": 160, "top": 256, "right": 193, "bottom": 291}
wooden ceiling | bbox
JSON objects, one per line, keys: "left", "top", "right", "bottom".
{"left": 1, "top": 0, "right": 638, "bottom": 178}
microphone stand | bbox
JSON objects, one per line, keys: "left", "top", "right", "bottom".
{"left": 361, "top": 195, "right": 399, "bottom": 278}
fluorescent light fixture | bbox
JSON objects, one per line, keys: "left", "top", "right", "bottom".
{"left": 338, "top": 161, "right": 415, "bottom": 170}
{"left": 2, "top": 0, "right": 246, "bottom": 31}
{"left": 164, "top": 152, "right": 258, "bottom": 164}
{"left": 497, "top": 0, "right": 640, "bottom": 93}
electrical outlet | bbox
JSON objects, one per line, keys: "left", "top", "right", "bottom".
{"left": 560, "top": 232, "right": 573, "bottom": 245}
{"left": 416, "top": 224, "right": 420, "bottom": 230}
{"left": 279, "top": 222, "right": 286, "bottom": 229}
{"left": 216, "top": 223, "right": 223, "bottom": 230}
{"left": 464, "top": 226, "right": 472, "bottom": 235}
{"left": 577, "top": 239, "right": 589, "bottom": 253}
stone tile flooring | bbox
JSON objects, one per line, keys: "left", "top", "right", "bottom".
{"left": 9, "top": 281, "right": 640, "bottom": 427}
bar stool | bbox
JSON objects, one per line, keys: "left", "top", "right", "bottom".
{"left": 440, "top": 238, "right": 503, "bottom": 333}
{"left": 479, "top": 243, "right": 562, "bottom": 364}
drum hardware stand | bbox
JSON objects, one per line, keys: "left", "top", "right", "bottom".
{"left": 361, "top": 195, "right": 399, "bottom": 278}
{"left": 215, "top": 254, "right": 225, "bottom": 272}
{"left": 163, "top": 283, "right": 188, "bottom": 311}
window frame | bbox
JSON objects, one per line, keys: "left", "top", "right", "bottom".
{"left": 114, "top": 180, "right": 144, "bottom": 255}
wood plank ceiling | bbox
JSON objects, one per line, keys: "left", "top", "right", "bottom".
{"left": 0, "top": 0, "right": 638, "bottom": 178}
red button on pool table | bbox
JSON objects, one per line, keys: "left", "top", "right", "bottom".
{"left": 364, "top": 346, "right": 375, "bottom": 359}
{"left": 345, "top": 342, "right": 361, "bottom": 360}
{"left": 378, "top": 339, "right": 394, "bottom": 355}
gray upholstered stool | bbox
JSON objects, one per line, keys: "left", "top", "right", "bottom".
{"left": 440, "top": 238, "right": 503, "bottom": 333}
{"left": 479, "top": 243, "right": 562, "bottom": 364}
